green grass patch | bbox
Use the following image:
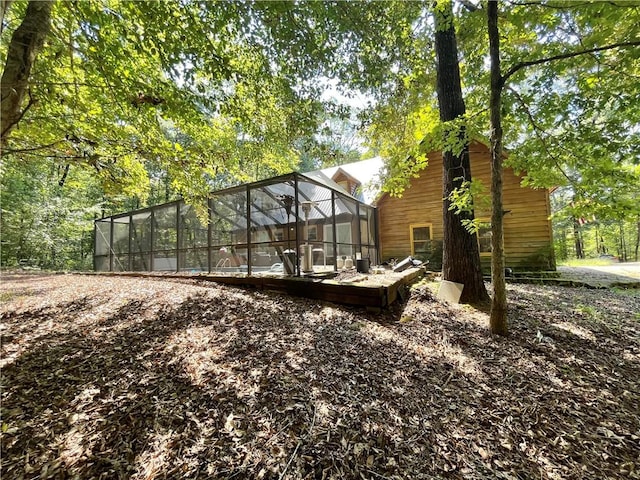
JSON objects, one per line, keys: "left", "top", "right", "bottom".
{"left": 559, "top": 258, "right": 615, "bottom": 267}
{"left": 0, "top": 292, "right": 19, "bottom": 303}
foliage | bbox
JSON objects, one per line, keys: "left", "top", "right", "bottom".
{"left": 2, "top": 0, "right": 639, "bottom": 274}
{"left": 357, "top": 1, "right": 640, "bottom": 262}
{"left": 0, "top": 0, "right": 369, "bottom": 267}
{"left": 447, "top": 178, "right": 490, "bottom": 222}
{"left": 0, "top": 157, "right": 102, "bottom": 269}
{"left": 496, "top": 2, "right": 640, "bottom": 227}
{"left": 0, "top": 0, "right": 332, "bottom": 203}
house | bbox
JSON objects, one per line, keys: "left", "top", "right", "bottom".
{"left": 318, "top": 141, "right": 555, "bottom": 271}
{"left": 94, "top": 142, "right": 554, "bottom": 274}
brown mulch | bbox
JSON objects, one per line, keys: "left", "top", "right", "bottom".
{"left": 1, "top": 273, "right": 638, "bottom": 480}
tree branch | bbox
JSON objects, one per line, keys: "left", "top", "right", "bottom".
{"left": 507, "top": 86, "right": 580, "bottom": 189}
{"left": 503, "top": 40, "right": 640, "bottom": 83}
{"left": 507, "top": 1, "right": 637, "bottom": 8}
{"left": 0, "top": 139, "right": 65, "bottom": 156}
{"left": 460, "top": 0, "right": 481, "bottom": 13}
{"left": 507, "top": 1, "right": 594, "bottom": 8}
{"left": 0, "top": 89, "right": 37, "bottom": 140}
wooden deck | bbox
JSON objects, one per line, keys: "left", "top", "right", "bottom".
{"left": 92, "top": 267, "right": 426, "bottom": 309}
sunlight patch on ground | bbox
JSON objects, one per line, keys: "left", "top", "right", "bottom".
{"left": 164, "top": 326, "right": 229, "bottom": 387}
{"left": 311, "top": 396, "right": 332, "bottom": 424}
{"left": 132, "top": 430, "right": 175, "bottom": 480}
{"left": 285, "top": 349, "right": 308, "bottom": 372}
{"left": 359, "top": 322, "right": 485, "bottom": 380}
{"left": 55, "top": 387, "right": 104, "bottom": 471}
{"left": 552, "top": 322, "right": 597, "bottom": 341}
{"left": 58, "top": 423, "right": 93, "bottom": 469}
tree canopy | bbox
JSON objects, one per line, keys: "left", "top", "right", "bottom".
{"left": 2, "top": 0, "right": 639, "bottom": 289}
{"left": 1, "top": 0, "right": 358, "bottom": 205}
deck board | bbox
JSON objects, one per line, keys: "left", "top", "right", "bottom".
{"left": 90, "top": 268, "right": 426, "bottom": 308}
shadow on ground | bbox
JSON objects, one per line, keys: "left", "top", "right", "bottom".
{"left": 1, "top": 275, "right": 638, "bottom": 479}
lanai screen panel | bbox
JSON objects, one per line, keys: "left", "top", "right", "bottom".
{"left": 131, "top": 211, "right": 151, "bottom": 271}
{"left": 297, "top": 179, "right": 334, "bottom": 266}
{"left": 179, "top": 202, "right": 208, "bottom": 272}
{"left": 359, "top": 204, "right": 378, "bottom": 265}
{"left": 94, "top": 219, "right": 111, "bottom": 271}
{"left": 210, "top": 189, "right": 248, "bottom": 272}
{"left": 152, "top": 203, "right": 177, "bottom": 271}
{"left": 112, "top": 216, "right": 130, "bottom": 271}
{"left": 329, "top": 194, "right": 358, "bottom": 260}
{"left": 249, "top": 180, "right": 298, "bottom": 270}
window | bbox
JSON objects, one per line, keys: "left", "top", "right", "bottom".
{"left": 251, "top": 228, "right": 271, "bottom": 244}
{"left": 324, "top": 223, "right": 353, "bottom": 257}
{"left": 305, "top": 225, "right": 317, "bottom": 241}
{"left": 477, "top": 220, "right": 492, "bottom": 254}
{"left": 410, "top": 224, "right": 432, "bottom": 257}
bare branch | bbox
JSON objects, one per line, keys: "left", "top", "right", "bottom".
{"left": 0, "top": 139, "right": 65, "bottom": 156}
{"left": 503, "top": 40, "right": 640, "bottom": 83}
{"left": 506, "top": 1, "right": 637, "bottom": 8}
{"left": 459, "top": 0, "right": 481, "bottom": 13}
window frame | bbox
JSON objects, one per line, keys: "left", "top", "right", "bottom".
{"left": 305, "top": 224, "right": 318, "bottom": 241}
{"left": 476, "top": 218, "right": 492, "bottom": 255}
{"left": 409, "top": 223, "right": 433, "bottom": 257}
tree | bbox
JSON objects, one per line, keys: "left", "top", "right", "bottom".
{"left": 0, "top": 157, "right": 102, "bottom": 269}
{"left": 485, "top": 0, "right": 640, "bottom": 334}
{"left": 0, "top": 1, "right": 334, "bottom": 207}
{"left": 487, "top": 1, "right": 507, "bottom": 334}
{"left": 0, "top": 1, "right": 352, "bottom": 269}
{"left": 0, "top": 0, "right": 52, "bottom": 143}
{"left": 434, "top": 0, "right": 489, "bottom": 303}
{"left": 330, "top": 1, "right": 489, "bottom": 303}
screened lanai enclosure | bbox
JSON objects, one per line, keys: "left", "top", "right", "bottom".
{"left": 94, "top": 172, "right": 378, "bottom": 276}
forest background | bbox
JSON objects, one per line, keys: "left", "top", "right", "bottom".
{"left": 1, "top": 0, "right": 639, "bottom": 271}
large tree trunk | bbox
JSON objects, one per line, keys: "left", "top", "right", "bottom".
{"left": 433, "top": 2, "right": 489, "bottom": 304}
{"left": 0, "top": 0, "right": 53, "bottom": 144}
{"left": 487, "top": 1, "right": 508, "bottom": 335}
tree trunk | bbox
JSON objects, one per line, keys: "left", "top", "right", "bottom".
{"left": 635, "top": 215, "right": 639, "bottom": 262}
{"left": 0, "top": 0, "right": 53, "bottom": 144}
{"left": 0, "top": 0, "right": 14, "bottom": 34}
{"left": 433, "top": 1, "right": 489, "bottom": 304}
{"left": 619, "top": 221, "right": 626, "bottom": 262}
{"left": 573, "top": 217, "right": 584, "bottom": 259}
{"left": 487, "top": 1, "right": 508, "bottom": 335}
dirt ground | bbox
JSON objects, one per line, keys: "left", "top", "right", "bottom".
{"left": 1, "top": 273, "right": 639, "bottom": 479}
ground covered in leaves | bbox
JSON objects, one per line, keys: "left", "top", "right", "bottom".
{"left": 1, "top": 274, "right": 639, "bottom": 479}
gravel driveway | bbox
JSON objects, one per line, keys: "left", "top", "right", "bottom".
{"left": 557, "top": 262, "right": 640, "bottom": 287}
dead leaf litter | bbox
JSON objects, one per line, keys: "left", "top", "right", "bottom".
{"left": 1, "top": 274, "right": 639, "bottom": 479}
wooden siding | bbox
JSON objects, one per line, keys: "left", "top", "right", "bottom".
{"left": 333, "top": 170, "right": 360, "bottom": 197}
{"left": 376, "top": 142, "right": 554, "bottom": 270}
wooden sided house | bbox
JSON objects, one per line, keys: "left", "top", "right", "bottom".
{"left": 94, "top": 141, "right": 554, "bottom": 274}
{"left": 319, "top": 141, "right": 555, "bottom": 271}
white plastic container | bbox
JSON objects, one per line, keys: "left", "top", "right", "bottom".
{"left": 345, "top": 256, "right": 354, "bottom": 269}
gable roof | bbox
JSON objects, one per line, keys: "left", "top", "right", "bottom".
{"left": 312, "top": 156, "right": 385, "bottom": 204}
